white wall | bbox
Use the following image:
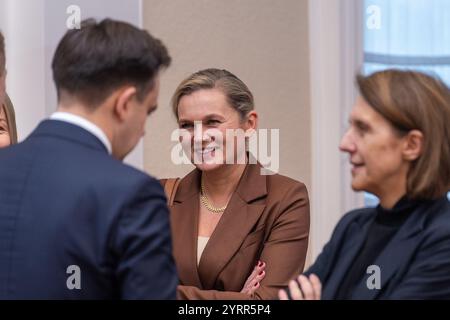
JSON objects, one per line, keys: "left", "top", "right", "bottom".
{"left": 308, "top": 0, "right": 365, "bottom": 261}
{"left": 0, "top": 0, "right": 144, "bottom": 169}
{"left": 142, "top": 0, "right": 312, "bottom": 191}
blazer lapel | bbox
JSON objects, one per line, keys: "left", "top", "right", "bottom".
{"left": 350, "top": 204, "right": 428, "bottom": 300}
{"left": 322, "top": 214, "right": 375, "bottom": 299}
{"left": 198, "top": 163, "right": 267, "bottom": 289}
{"left": 169, "top": 170, "right": 202, "bottom": 288}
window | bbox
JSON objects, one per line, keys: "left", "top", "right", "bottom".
{"left": 363, "top": 0, "right": 450, "bottom": 205}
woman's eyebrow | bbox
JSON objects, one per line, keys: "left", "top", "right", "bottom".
{"left": 350, "top": 117, "right": 370, "bottom": 128}
{"left": 178, "top": 114, "right": 225, "bottom": 123}
{"left": 203, "top": 114, "right": 225, "bottom": 120}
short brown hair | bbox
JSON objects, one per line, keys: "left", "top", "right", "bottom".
{"left": 357, "top": 70, "right": 450, "bottom": 199}
{"left": 52, "top": 18, "right": 171, "bottom": 107}
{"left": 171, "top": 68, "right": 254, "bottom": 120}
{"left": 0, "top": 30, "right": 5, "bottom": 74}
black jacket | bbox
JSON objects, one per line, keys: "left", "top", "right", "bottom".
{"left": 306, "top": 196, "right": 450, "bottom": 299}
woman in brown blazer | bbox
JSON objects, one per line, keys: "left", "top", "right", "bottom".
{"left": 163, "top": 68, "right": 310, "bottom": 299}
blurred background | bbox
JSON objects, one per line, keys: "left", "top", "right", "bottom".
{"left": 0, "top": 0, "right": 448, "bottom": 265}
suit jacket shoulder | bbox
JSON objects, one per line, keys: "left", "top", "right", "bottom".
{"left": 0, "top": 120, "right": 177, "bottom": 299}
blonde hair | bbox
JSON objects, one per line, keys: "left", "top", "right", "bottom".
{"left": 357, "top": 70, "right": 450, "bottom": 199}
{"left": 171, "top": 68, "right": 254, "bottom": 120}
{"left": 0, "top": 30, "right": 4, "bottom": 74}
{"left": 2, "top": 93, "right": 18, "bottom": 144}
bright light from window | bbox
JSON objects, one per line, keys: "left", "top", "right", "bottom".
{"left": 363, "top": 0, "right": 450, "bottom": 206}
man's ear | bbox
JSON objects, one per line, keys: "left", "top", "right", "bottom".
{"left": 402, "top": 129, "right": 423, "bottom": 161}
{"left": 114, "top": 86, "right": 137, "bottom": 122}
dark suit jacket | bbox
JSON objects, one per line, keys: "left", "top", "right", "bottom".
{"left": 305, "top": 196, "right": 450, "bottom": 299}
{"left": 0, "top": 120, "right": 178, "bottom": 299}
{"left": 163, "top": 162, "right": 310, "bottom": 299}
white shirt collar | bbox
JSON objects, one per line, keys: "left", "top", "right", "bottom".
{"left": 50, "top": 112, "right": 112, "bottom": 154}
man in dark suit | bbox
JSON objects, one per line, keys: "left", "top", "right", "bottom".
{"left": 0, "top": 18, "right": 178, "bottom": 299}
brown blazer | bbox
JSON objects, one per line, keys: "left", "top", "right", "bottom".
{"left": 162, "top": 163, "right": 309, "bottom": 299}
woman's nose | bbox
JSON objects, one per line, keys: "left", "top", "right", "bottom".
{"left": 339, "top": 130, "right": 355, "bottom": 153}
{"left": 193, "top": 122, "right": 204, "bottom": 143}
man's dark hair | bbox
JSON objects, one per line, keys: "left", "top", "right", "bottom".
{"left": 52, "top": 18, "right": 171, "bottom": 107}
{"left": 0, "top": 30, "right": 5, "bottom": 74}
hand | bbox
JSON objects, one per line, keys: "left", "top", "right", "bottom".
{"left": 278, "top": 274, "right": 322, "bottom": 300}
{"left": 241, "top": 260, "right": 266, "bottom": 295}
